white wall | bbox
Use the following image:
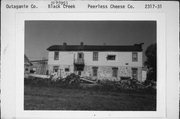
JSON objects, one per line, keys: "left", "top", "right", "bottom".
{"left": 84, "top": 51, "right": 142, "bottom": 67}
{"left": 48, "top": 52, "right": 74, "bottom": 65}
{"left": 48, "top": 51, "right": 143, "bottom": 67}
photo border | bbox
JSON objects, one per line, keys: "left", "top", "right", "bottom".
{"left": 15, "top": 13, "right": 166, "bottom": 118}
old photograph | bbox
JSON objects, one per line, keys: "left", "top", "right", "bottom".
{"left": 24, "top": 21, "right": 156, "bottom": 111}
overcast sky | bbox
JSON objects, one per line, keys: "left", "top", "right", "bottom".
{"left": 25, "top": 21, "right": 156, "bottom": 62}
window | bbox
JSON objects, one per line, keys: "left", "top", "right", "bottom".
{"left": 54, "top": 51, "right": 59, "bottom": 60}
{"left": 93, "top": 52, "right": 98, "bottom": 61}
{"left": 112, "top": 67, "right": 118, "bottom": 77}
{"left": 107, "top": 55, "right": 116, "bottom": 60}
{"left": 65, "top": 68, "right": 70, "bottom": 72}
{"left": 132, "top": 52, "right": 138, "bottom": 62}
{"left": 132, "top": 68, "right": 138, "bottom": 80}
{"left": 92, "top": 67, "right": 98, "bottom": 77}
{"left": 53, "top": 66, "right": 59, "bottom": 72}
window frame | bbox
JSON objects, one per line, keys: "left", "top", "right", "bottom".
{"left": 92, "top": 67, "right": 98, "bottom": 77}
{"left": 93, "top": 52, "right": 98, "bottom": 61}
{"left": 132, "top": 52, "right": 138, "bottom": 62}
{"left": 65, "top": 68, "right": 70, "bottom": 72}
{"left": 53, "top": 66, "right": 59, "bottom": 72}
{"left": 54, "top": 51, "right": 59, "bottom": 60}
{"left": 132, "top": 68, "right": 138, "bottom": 80}
{"left": 107, "top": 55, "right": 116, "bottom": 60}
{"left": 112, "top": 67, "right": 118, "bottom": 77}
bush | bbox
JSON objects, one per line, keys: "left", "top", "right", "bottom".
{"left": 94, "top": 78, "right": 155, "bottom": 94}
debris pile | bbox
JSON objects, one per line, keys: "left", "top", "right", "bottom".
{"left": 25, "top": 73, "right": 155, "bottom": 93}
{"left": 97, "top": 78, "right": 147, "bottom": 91}
{"left": 62, "top": 73, "right": 81, "bottom": 87}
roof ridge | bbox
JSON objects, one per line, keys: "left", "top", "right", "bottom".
{"left": 47, "top": 44, "right": 143, "bottom": 52}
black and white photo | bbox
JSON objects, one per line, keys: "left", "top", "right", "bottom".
{"left": 24, "top": 21, "right": 156, "bottom": 111}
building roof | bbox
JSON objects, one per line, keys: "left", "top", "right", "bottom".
{"left": 47, "top": 43, "right": 143, "bottom": 52}
{"left": 24, "top": 55, "right": 32, "bottom": 66}
{"left": 30, "top": 59, "right": 48, "bottom": 63}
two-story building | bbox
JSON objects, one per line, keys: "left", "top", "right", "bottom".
{"left": 47, "top": 42, "right": 143, "bottom": 82}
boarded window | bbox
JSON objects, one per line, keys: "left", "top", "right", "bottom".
{"left": 132, "top": 52, "right": 138, "bottom": 62}
{"left": 54, "top": 52, "right": 59, "bottom": 60}
{"left": 53, "top": 66, "right": 59, "bottom": 72}
{"left": 65, "top": 68, "right": 70, "bottom": 72}
{"left": 112, "top": 67, "right": 118, "bottom": 77}
{"left": 93, "top": 52, "right": 98, "bottom": 61}
{"left": 132, "top": 68, "right": 138, "bottom": 80}
{"left": 107, "top": 55, "right": 116, "bottom": 60}
{"left": 92, "top": 67, "right": 98, "bottom": 77}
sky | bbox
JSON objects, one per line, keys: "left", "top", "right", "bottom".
{"left": 25, "top": 21, "right": 156, "bottom": 62}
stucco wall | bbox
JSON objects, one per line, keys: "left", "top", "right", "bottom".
{"left": 48, "top": 51, "right": 143, "bottom": 67}
{"left": 48, "top": 51, "right": 143, "bottom": 81}
{"left": 48, "top": 52, "right": 74, "bottom": 65}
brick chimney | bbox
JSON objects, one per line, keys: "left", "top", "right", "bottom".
{"left": 80, "top": 42, "right": 84, "bottom": 46}
{"left": 134, "top": 43, "right": 144, "bottom": 49}
{"left": 63, "top": 42, "right": 67, "bottom": 46}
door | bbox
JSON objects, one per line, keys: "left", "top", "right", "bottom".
{"left": 78, "top": 71, "right": 81, "bottom": 76}
{"left": 132, "top": 68, "right": 138, "bottom": 80}
{"left": 77, "top": 52, "right": 84, "bottom": 63}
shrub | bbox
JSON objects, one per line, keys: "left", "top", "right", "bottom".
{"left": 95, "top": 78, "right": 155, "bottom": 94}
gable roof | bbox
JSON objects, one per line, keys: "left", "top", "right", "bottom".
{"left": 47, "top": 44, "right": 143, "bottom": 52}
{"left": 30, "top": 59, "right": 48, "bottom": 63}
{"left": 31, "top": 59, "right": 48, "bottom": 62}
{"left": 24, "top": 55, "right": 32, "bottom": 66}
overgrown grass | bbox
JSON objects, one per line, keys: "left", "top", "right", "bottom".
{"left": 24, "top": 84, "right": 156, "bottom": 110}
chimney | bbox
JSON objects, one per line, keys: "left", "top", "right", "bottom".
{"left": 63, "top": 42, "right": 67, "bottom": 46}
{"left": 134, "top": 43, "right": 144, "bottom": 46}
{"left": 80, "top": 42, "right": 84, "bottom": 46}
{"left": 134, "top": 43, "right": 144, "bottom": 50}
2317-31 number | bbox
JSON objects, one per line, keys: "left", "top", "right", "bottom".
{"left": 145, "top": 4, "right": 162, "bottom": 9}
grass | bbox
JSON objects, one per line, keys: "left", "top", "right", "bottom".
{"left": 24, "top": 85, "right": 156, "bottom": 110}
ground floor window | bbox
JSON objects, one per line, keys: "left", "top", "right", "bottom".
{"left": 92, "top": 67, "right": 98, "bottom": 77}
{"left": 65, "top": 68, "right": 70, "bottom": 72}
{"left": 53, "top": 66, "right": 59, "bottom": 72}
{"left": 112, "top": 67, "right": 118, "bottom": 77}
{"left": 132, "top": 68, "right": 138, "bottom": 80}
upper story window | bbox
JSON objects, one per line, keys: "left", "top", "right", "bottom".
{"left": 107, "top": 55, "right": 116, "bottom": 60}
{"left": 54, "top": 51, "right": 59, "bottom": 60}
{"left": 132, "top": 52, "right": 138, "bottom": 62}
{"left": 93, "top": 52, "right": 98, "bottom": 61}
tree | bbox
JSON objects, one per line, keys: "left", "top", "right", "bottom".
{"left": 144, "top": 43, "right": 157, "bottom": 85}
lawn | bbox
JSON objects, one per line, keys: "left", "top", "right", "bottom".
{"left": 24, "top": 85, "right": 156, "bottom": 110}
